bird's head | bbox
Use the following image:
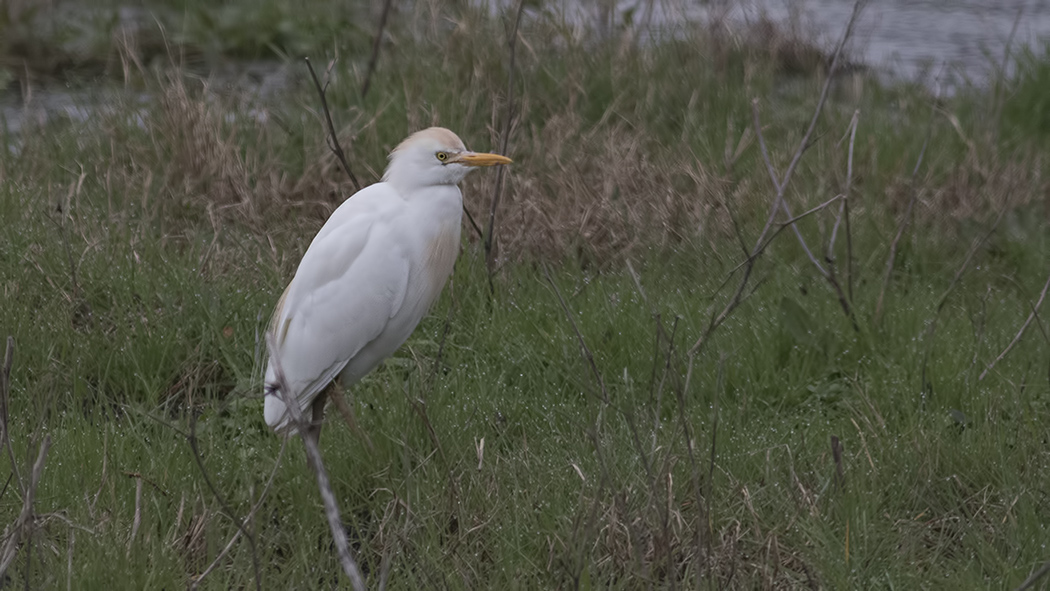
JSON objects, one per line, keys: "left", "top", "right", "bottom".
{"left": 382, "top": 127, "right": 512, "bottom": 193}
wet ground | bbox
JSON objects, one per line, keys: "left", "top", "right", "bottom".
{"left": 3, "top": 0, "right": 1050, "bottom": 138}
{"left": 724, "top": 0, "right": 1050, "bottom": 86}
{"left": 571, "top": 0, "right": 1050, "bottom": 88}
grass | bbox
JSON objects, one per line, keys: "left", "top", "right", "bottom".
{"left": 1, "top": 0, "right": 1049, "bottom": 588}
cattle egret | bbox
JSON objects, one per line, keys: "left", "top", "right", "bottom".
{"left": 263, "top": 127, "right": 511, "bottom": 441}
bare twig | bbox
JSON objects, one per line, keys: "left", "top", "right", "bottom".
{"left": 360, "top": 0, "right": 394, "bottom": 99}
{"left": 122, "top": 471, "right": 169, "bottom": 497}
{"left": 188, "top": 416, "right": 263, "bottom": 591}
{"left": 742, "top": 194, "right": 846, "bottom": 276}
{"left": 753, "top": 103, "right": 856, "bottom": 326}
{"left": 749, "top": 0, "right": 868, "bottom": 325}
{"left": 0, "top": 337, "right": 23, "bottom": 497}
{"left": 463, "top": 203, "right": 484, "bottom": 241}
{"left": 305, "top": 57, "right": 361, "bottom": 191}
{"left": 874, "top": 179, "right": 921, "bottom": 322}
{"left": 979, "top": 271, "right": 1050, "bottom": 381}
{"left": 0, "top": 435, "right": 50, "bottom": 579}
{"left": 687, "top": 0, "right": 868, "bottom": 357}
{"left": 543, "top": 263, "right": 665, "bottom": 564}
{"left": 936, "top": 204, "right": 1008, "bottom": 315}
{"left": 876, "top": 73, "right": 942, "bottom": 323}
{"left": 829, "top": 110, "right": 859, "bottom": 302}
{"left": 542, "top": 264, "right": 608, "bottom": 405}
{"left": 192, "top": 439, "right": 288, "bottom": 589}
{"left": 483, "top": 0, "right": 526, "bottom": 288}
{"left": 265, "top": 333, "right": 366, "bottom": 591}
{"left": 0, "top": 473, "right": 11, "bottom": 505}
{"left": 712, "top": 193, "right": 846, "bottom": 295}
{"left": 1016, "top": 559, "right": 1050, "bottom": 591}
{"left": 920, "top": 201, "right": 1008, "bottom": 393}
{"left": 754, "top": 0, "right": 867, "bottom": 205}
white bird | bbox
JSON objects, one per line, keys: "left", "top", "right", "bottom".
{"left": 263, "top": 127, "right": 511, "bottom": 441}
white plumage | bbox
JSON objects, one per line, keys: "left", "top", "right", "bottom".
{"left": 263, "top": 127, "right": 511, "bottom": 436}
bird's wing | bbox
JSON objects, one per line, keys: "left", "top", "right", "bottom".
{"left": 263, "top": 183, "right": 411, "bottom": 430}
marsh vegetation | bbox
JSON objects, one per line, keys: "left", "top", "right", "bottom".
{"left": 0, "top": 0, "right": 1048, "bottom": 588}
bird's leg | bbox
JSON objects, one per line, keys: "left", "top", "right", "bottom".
{"left": 305, "top": 393, "right": 327, "bottom": 447}
{"left": 328, "top": 382, "right": 374, "bottom": 451}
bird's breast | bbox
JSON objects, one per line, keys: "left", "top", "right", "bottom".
{"left": 422, "top": 221, "right": 461, "bottom": 302}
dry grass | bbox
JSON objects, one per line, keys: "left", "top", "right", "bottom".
{"left": 7, "top": 2, "right": 1040, "bottom": 270}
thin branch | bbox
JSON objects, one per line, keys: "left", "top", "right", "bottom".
{"left": 875, "top": 73, "right": 942, "bottom": 323}
{"left": 543, "top": 263, "right": 659, "bottom": 501}
{"left": 757, "top": 0, "right": 867, "bottom": 202}
{"left": 483, "top": 0, "right": 526, "bottom": 288}
{"left": 0, "top": 435, "right": 50, "bottom": 579}
{"left": 936, "top": 204, "right": 1008, "bottom": 315}
{"left": 691, "top": 191, "right": 846, "bottom": 356}
{"left": 750, "top": 0, "right": 867, "bottom": 323}
{"left": 542, "top": 264, "right": 608, "bottom": 405}
{"left": 687, "top": 0, "right": 868, "bottom": 357}
{"left": 191, "top": 439, "right": 288, "bottom": 589}
{"left": 0, "top": 337, "right": 23, "bottom": 497}
{"left": 462, "top": 202, "right": 484, "bottom": 241}
{"left": 265, "top": 333, "right": 367, "bottom": 591}
{"left": 715, "top": 194, "right": 845, "bottom": 292}
{"left": 766, "top": 194, "right": 847, "bottom": 272}
{"left": 830, "top": 110, "right": 859, "bottom": 302}
{"left": 979, "top": 271, "right": 1050, "bottom": 381}
{"left": 650, "top": 316, "right": 678, "bottom": 451}
{"left": 723, "top": 194, "right": 752, "bottom": 259}
{"left": 360, "top": 0, "right": 394, "bottom": 99}
{"left": 188, "top": 416, "right": 262, "bottom": 591}
{"left": 920, "top": 200, "right": 1008, "bottom": 393}
{"left": 1011, "top": 276, "right": 1050, "bottom": 346}
{"left": 305, "top": 57, "right": 361, "bottom": 192}
{"left": 1016, "top": 559, "right": 1050, "bottom": 591}
{"left": 874, "top": 174, "right": 922, "bottom": 323}
{"left": 753, "top": 104, "right": 856, "bottom": 325}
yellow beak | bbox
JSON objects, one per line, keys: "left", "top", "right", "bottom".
{"left": 454, "top": 152, "right": 513, "bottom": 167}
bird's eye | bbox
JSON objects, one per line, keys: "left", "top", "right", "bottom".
{"left": 436, "top": 152, "right": 449, "bottom": 162}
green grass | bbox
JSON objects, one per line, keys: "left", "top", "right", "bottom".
{"left": 1, "top": 2, "right": 1049, "bottom": 589}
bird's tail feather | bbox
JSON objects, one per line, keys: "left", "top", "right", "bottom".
{"left": 263, "top": 383, "right": 299, "bottom": 436}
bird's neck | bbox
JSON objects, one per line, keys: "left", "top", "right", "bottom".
{"left": 400, "top": 183, "right": 463, "bottom": 220}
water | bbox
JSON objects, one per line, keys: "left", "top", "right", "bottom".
{"left": 721, "top": 0, "right": 1050, "bottom": 87}
{"left": 557, "top": 0, "right": 1050, "bottom": 89}
{"left": 616, "top": 0, "right": 1050, "bottom": 89}
{"left": 4, "top": 1, "right": 1050, "bottom": 137}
